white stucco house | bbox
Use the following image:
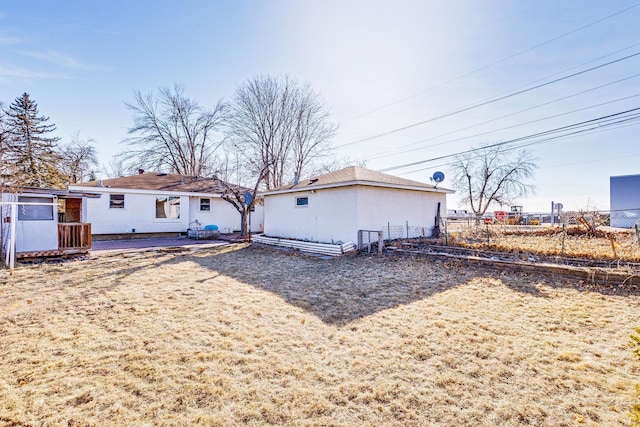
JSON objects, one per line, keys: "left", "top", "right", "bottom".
{"left": 1, "top": 187, "right": 99, "bottom": 261}
{"left": 69, "top": 172, "right": 264, "bottom": 239}
{"left": 261, "top": 166, "right": 453, "bottom": 244}
{"left": 610, "top": 174, "right": 640, "bottom": 228}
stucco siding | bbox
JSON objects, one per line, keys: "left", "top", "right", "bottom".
{"left": 264, "top": 187, "right": 359, "bottom": 243}
{"left": 355, "top": 186, "right": 446, "bottom": 238}
{"left": 264, "top": 185, "right": 447, "bottom": 244}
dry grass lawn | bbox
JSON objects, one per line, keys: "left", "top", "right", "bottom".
{"left": 1, "top": 243, "right": 639, "bottom": 426}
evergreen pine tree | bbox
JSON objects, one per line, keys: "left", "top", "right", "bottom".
{"left": 6, "top": 93, "right": 65, "bottom": 188}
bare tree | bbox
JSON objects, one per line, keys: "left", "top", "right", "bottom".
{"left": 315, "top": 156, "right": 368, "bottom": 175}
{"left": 101, "top": 156, "right": 130, "bottom": 179}
{"left": 451, "top": 145, "right": 537, "bottom": 223}
{"left": 59, "top": 132, "right": 98, "bottom": 184}
{"left": 0, "top": 102, "right": 11, "bottom": 184}
{"left": 122, "top": 84, "right": 228, "bottom": 176}
{"left": 215, "top": 149, "right": 269, "bottom": 236}
{"left": 0, "top": 102, "right": 11, "bottom": 261}
{"left": 227, "top": 75, "right": 336, "bottom": 190}
{"left": 291, "top": 87, "right": 337, "bottom": 179}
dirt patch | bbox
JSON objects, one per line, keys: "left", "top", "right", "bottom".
{"left": 1, "top": 244, "right": 639, "bottom": 425}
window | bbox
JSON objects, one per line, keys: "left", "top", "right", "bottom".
{"left": 200, "top": 198, "right": 211, "bottom": 211}
{"left": 296, "top": 196, "right": 309, "bottom": 207}
{"left": 110, "top": 194, "right": 125, "bottom": 209}
{"left": 18, "top": 196, "right": 54, "bottom": 221}
{"left": 156, "top": 196, "right": 181, "bottom": 219}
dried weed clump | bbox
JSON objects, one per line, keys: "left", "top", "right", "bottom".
{"left": 0, "top": 244, "right": 639, "bottom": 426}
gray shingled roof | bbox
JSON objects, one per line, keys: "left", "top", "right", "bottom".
{"left": 265, "top": 166, "right": 452, "bottom": 194}
{"left": 73, "top": 172, "right": 238, "bottom": 194}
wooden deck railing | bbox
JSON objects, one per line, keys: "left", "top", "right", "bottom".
{"left": 58, "top": 223, "right": 92, "bottom": 250}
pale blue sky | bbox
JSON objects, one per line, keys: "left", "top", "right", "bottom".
{"left": 1, "top": 1, "right": 639, "bottom": 212}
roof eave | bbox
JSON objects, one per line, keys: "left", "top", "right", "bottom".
{"left": 263, "top": 180, "right": 454, "bottom": 195}
{"left": 69, "top": 184, "right": 227, "bottom": 197}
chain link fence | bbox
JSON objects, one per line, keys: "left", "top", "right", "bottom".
{"left": 361, "top": 210, "right": 640, "bottom": 260}
{"left": 439, "top": 209, "right": 640, "bottom": 261}
{"left": 446, "top": 208, "right": 640, "bottom": 229}
{"left": 382, "top": 222, "right": 435, "bottom": 241}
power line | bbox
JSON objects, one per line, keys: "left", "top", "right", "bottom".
{"left": 491, "top": 41, "right": 640, "bottom": 95}
{"left": 363, "top": 88, "right": 640, "bottom": 162}
{"left": 339, "top": 2, "right": 640, "bottom": 125}
{"left": 338, "top": 51, "right": 640, "bottom": 148}
{"left": 378, "top": 107, "right": 640, "bottom": 172}
{"left": 542, "top": 150, "right": 640, "bottom": 170}
{"left": 395, "top": 120, "right": 640, "bottom": 176}
{"left": 359, "top": 49, "right": 640, "bottom": 159}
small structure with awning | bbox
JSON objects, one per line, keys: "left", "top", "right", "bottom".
{"left": 1, "top": 187, "right": 101, "bottom": 270}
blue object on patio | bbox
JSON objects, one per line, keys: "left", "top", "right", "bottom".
{"left": 205, "top": 224, "right": 219, "bottom": 231}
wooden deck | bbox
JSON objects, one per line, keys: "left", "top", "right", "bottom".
{"left": 16, "top": 223, "right": 92, "bottom": 260}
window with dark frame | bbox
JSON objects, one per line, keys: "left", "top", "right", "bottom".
{"left": 200, "top": 198, "right": 211, "bottom": 211}
{"left": 109, "top": 194, "right": 125, "bottom": 209}
{"left": 296, "top": 196, "right": 309, "bottom": 207}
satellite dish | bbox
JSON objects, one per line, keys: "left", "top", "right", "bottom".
{"left": 431, "top": 171, "right": 445, "bottom": 187}
{"left": 244, "top": 191, "right": 253, "bottom": 205}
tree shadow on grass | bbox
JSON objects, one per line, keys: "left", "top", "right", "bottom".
{"left": 43, "top": 244, "right": 638, "bottom": 326}
{"left": 179, "top": 244, "right": 635, "bottom": 325}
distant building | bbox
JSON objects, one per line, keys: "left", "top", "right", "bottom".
{"left": 610, "top": 174, "right": 640, "bottom": 228}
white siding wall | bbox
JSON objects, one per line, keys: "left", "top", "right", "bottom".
{"left": 187, "top": 197, "right": 265, "bottom": 234}
{"left": 85, "top": 192, "right": 190, "bottom": 234}
{"left": 264, "top": 187, "right": 359, "bottom": 243}
{"left": 81, "top": 189, "right": 264, "bottom": 235}
{"left": 264, "top": 185, "right": 446, "bottom": 243}
{"left": 355, "top": 186, "right": 446, "bottom": 238}
{"left": 8, "top": 193, "right": 59, "bottom": 252}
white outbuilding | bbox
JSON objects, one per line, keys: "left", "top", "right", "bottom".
{"left": 262, "top": 166, "right": 453, "bottom": 244}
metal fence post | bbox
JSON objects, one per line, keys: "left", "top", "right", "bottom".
{"left": 406, "top": 220, "right": 409, "bottom": 239}
{"left": 445, "top": 220, "right": 449, "bottom": 246}
{"left": 561, "top": 223, "right": 566, "bottom": 255}
{"left": 9, "top": 203, "right": 17, "bottom": 275}
{"left": 486, "top": 223, "right": 490, "bottom": 246}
